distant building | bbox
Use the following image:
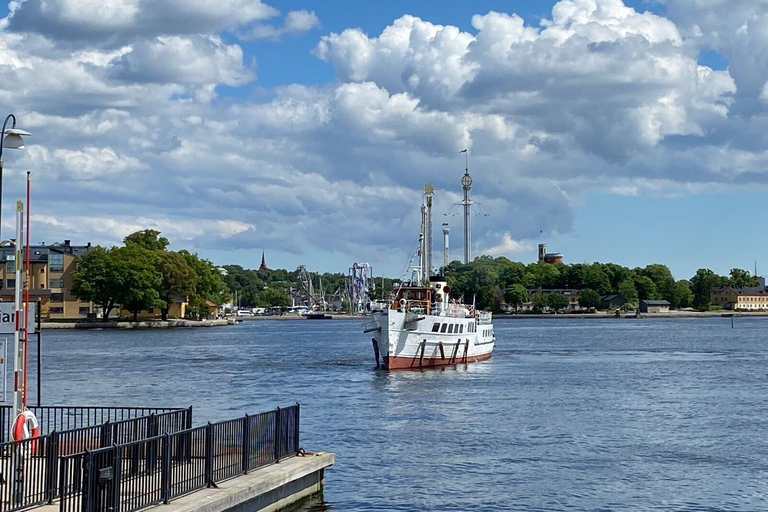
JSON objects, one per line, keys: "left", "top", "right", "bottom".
{"left": 710, "top": 286, "right": 768, "bottom": 310}
{"left": 639, "top": 300, "right": 670, "bottom": 313}
{"left": 0, "top": 240, "right": 97, "bottom": 320}
{"left": 537, "top": 243, "right": 563, "bottom": 264}
{"left": 259, "top": 251, "right": 268, "bottom": 271}
{"left": 528, "top": 288, "right": 580, "bottom": 311}
{"left": 118, "top": 297, "right": 188, "bottom": 320}
{"left": 601, "top": 294, "right": 628, "bottom": 310}
{"left": 758, "top": 276, "right": 766, "bottom": 291}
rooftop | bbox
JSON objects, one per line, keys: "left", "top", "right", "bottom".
{"left": 711, "top": 286, "right": 768, "bottom": 296}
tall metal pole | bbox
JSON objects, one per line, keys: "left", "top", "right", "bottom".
{"left": 425, "top": 184, "right": 434, "bottom": 279}
{"left": 442, "top": 223, "right": 450, "bottom": 272}
{"left": 12, "top": 200, "right": 23, "bottom": 421}
{"left": 23, "top": 173, "right": 30, "bottom": 409}
{"left": 418, "top": 202, "right": 426, "bottom": 283}
{"left": 460, "top": 150, "right": 473, "bottom": 264}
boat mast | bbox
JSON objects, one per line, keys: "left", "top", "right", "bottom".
{"left": 460, "top": 150, "right": 473, "bottom": 264}
{"left": 424, "top": 184, "right": 434, "bottom": 280}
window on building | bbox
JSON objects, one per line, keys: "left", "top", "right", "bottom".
{"left": 49, "top": 279, "right": 64, "bottom": 288}
{"left": 6, "top": 254, "right": 14, "bottom": 273}
{"left": 51, "top": 293, "right": 64, "bottom": 303}
{"left": 49, "top": 307, "right": 63, "bottom": 314}
{"left": 78, "top": 307, "right": 90, "bottom": 315}
{"left": 49, "top": 252, "right": 64, "bottom": 273}
{"left": 6, "top": 279, "right": 15, "bottom": 288}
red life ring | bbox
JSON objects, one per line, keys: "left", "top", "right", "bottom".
{"left": 12, "top": 410, "right": 40, "bottom": 452}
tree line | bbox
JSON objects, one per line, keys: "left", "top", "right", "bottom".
{"left": 69, "top": 230, "right": 758, "bottom": 318}
{"left": 444, "top": 257, "right": 759, "bottom": 312}
{"left": 72, "top": 230, "right": 227, "bottom": 321}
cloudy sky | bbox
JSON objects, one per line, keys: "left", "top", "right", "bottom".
{"left": 0, "top": 0, "right": 765, "bottom": 280}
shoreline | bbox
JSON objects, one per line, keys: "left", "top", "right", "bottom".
{"left": 39, "top": 310, "right": 768, "bottom": 328}
{"left": 41, "top": 318, "right": 232, "bottom": 329}
{"left": 495, "top": 311, "right": 768, "bottom": 319}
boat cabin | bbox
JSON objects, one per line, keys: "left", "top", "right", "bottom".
{"left": 392, "top": 286, "right": 433, "bottom": 314}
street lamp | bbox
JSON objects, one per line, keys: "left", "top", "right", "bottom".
{"left": 0, "top": 115, "right": 30, "bottom": 241}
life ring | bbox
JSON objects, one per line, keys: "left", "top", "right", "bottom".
{"left": 12, "top": 410, "right": 40, "bottom": 452}
{"left": 399, "top": 298, "right": 408, "bottom": 309}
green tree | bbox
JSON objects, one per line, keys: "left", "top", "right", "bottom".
{"left": 504, "top": 283, "right": 528, "bottom": 310}
{"left": 258, "top": 287, "right": 290, "bottom": 309}
{"left": 524, "top": 261, "right": 560, "bottom": 289}
{"left": 156, "top": 251, "right": 197, "bottom": 320}
{"left": 729, "top": 268, "right": 759, "bottom": 288}
{"left": 633, "top": 275, "right": 658, "bottom": 301}
{"left": 690, "top": 268, "right": 727, "bottom": 311}
{"left": 221, "top": 265, "right": 264, "bottom": 307}
{"left": 670, "top": 279, "right": 694, "bottom": 309}
{"left": 180, "top": 250, "right": 228, "bottom": 319}
{"left": 548, "top": 293, "right": 570, "bottom": 312}
{"left": 578, "top": 288, "right": 602, "bottom": 310}
{"left": 497, "top": 258, "right": 526, "bottom": 287}
{"left": 531, "top": 293, "right": 548, "bottom": 313}
{"left": 71, "top": 246, "right": 122, "bottom": 321}
{"left": 113, "top": 245, "right": 161, "bottom": 321}
{"left": 618, "top": 278, "right": 639, "bottom": 302}
{"left": 123, "top": 229, "right": 169, "bottom": 252}
{"left": 637, "top": 264, "right": 675, "bottom": 302}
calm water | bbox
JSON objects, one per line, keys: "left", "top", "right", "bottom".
{"left": 22, "top": 318, "right": 768, "bottom": 511}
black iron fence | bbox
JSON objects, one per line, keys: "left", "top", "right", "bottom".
{"left": 0, "top": 406, "right": 188, "bottom": 442}
{"left": 0, "top": 409, "right": 192, "bottom": 512}
{"left": 61, "top": 405, "right": 300, "bottom": 512}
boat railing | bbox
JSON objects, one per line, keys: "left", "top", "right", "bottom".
{"left": 392, "top": 299, "right": 431, "bottom": 315}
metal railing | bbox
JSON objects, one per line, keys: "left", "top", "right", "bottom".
{"left": 0, "top": 408, "right": 192, "bottom": 512}
{"left": 62, "top": 405, "right": 300, "bottom": 512}
{"left": 0, "top": 406, "right": 188, "bottom": 442}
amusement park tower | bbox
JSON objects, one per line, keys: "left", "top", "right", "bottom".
{"left": 442, "top": 223, "right": 450, "bottom": 271}
{"left": 460, "top": 150, "right": 472, "bottom": 264}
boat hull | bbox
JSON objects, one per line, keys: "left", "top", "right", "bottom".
{"left": 384, "top": 351, "right": 493, "bottom": 370}
{"left": 368, "top": 309, "right": 495, "bottom": 370}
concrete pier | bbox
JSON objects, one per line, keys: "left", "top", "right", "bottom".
{"left": 157, "top": 452, "right": 334, "bottom": 512}
{"left": 34, "top": 452, "right": 333, "bottom": 512}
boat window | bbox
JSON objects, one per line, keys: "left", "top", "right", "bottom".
{"left": 459, "top": 324, "right": 464, "bottom": 333}
{"left": 431, "top": 323, "right": 440, "bottom": 332}
{"left": 448, "top": 324, "right": 454, "bottom": 333}
{"left": 440, "top": 323, "right": 448, "bottom": 333}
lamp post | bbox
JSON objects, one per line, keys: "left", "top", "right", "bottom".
{"left": 0, "top": 115, "right": 30, "bottom": 241}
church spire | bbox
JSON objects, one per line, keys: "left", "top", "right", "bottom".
{"left": 259, "top": 250, "right": 268, "bottom": 271}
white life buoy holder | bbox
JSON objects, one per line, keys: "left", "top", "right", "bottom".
{"left": 12, "top": 409, "right": 41, "bottom": 452}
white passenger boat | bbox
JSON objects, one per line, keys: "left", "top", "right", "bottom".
{"left": 363, "top": 277, "right": 495, "bottom": 369}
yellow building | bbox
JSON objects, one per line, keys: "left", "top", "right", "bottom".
{"left": 119, "top": 299, "right": 187, "bottom": 320}
{"left": 710, "top": 286, "right": 768, "bottom": 310}
{"left": 0, "top": 241, "right": 96, "bottom": 320}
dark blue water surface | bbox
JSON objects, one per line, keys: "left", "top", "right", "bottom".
{"left": 27, "top": 318, "right": 768, "bottom": 511}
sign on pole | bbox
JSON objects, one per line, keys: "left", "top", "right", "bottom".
{"left": 0, "top": 303, "right": 36, "bottom": 334}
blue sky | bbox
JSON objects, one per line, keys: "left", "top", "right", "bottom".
{"left": 0, "top": 0, "right": 763, "bottom": 281}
